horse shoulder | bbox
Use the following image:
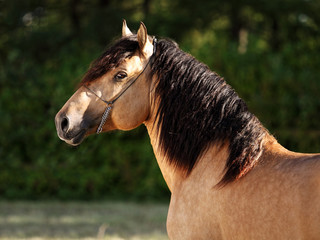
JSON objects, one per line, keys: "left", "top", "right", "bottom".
{"left": 167, "top": 190, "right": 223, "bottom": 240}
{"left": 166, "top": 146, "right": 227, "bottom": 239}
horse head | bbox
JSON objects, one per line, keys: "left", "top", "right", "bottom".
{"left": 55, "top": 21, "right": 156, "bottom": 146}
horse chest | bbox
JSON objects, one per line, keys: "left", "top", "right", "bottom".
{"left": 166, "top": 191, "right": 222, "bottom": 240}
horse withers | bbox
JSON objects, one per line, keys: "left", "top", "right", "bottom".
{"left": 55, "top": 21, "right": 320, "bottom": 239}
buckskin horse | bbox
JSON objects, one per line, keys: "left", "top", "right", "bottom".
{"left": 55, "top": 21, "right": 320, "bottom": 239}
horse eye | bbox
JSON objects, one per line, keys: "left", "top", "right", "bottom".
{"left": 115, "top": 72, "right": 127, "bottom": 81}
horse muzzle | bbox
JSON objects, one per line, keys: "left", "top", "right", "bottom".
{"left": 55, "top": 112, "right": 87, "bottom": 146}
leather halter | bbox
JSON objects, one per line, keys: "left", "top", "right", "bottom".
{"left": 83, "top": 38, "right": 157, "bottom": 134}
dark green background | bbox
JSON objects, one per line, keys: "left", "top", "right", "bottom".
{"left": 1, "top": 0, "right": 319, "bottom": 200}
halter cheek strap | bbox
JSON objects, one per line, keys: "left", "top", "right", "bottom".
{"left": 84, "top": 38, "right": 157, "bottom": 134}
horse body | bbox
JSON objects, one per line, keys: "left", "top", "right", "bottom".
{"left": 146, "top": 113, "right": 320, "bottom": 239}
{"left": 55, "top": 21, "right": 320, "bottom": 239}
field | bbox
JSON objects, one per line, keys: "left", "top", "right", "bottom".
{"left": 0, "top": 201, "right": 169, "bottom": 240}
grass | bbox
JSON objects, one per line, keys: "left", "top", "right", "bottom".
{"left": 0, "top": 201, "right": 169, "bottom": 240}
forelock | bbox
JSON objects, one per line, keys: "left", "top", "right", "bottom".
{"left": 81, "top": 36, "right": 139, "bottom": 84}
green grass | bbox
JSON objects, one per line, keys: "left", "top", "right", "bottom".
{"left": 0, "top": 201, "right": 169, "bottom": 240}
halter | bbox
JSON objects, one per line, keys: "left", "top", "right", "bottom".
{"left": 83, "top": 38, "right": 157, "bottom": 134}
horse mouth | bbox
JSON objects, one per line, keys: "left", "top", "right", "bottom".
{"left": 60, "top": 129, "right": 87, "bottom": 146}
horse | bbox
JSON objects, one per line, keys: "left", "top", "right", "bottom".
{"left": 55, "top": 20, "right": 320, "bottom": 239}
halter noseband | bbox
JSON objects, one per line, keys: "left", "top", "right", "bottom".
{"left": 83, "top": 38, "right": 157, "bottom": 134}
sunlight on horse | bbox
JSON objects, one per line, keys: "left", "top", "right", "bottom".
{"left": 55, "top": 20, "right": 320, "bottom": 239}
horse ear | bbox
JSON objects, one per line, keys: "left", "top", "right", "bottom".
{"left": 137, "top": 22, "right": 153, "bottom": 57}
{"left": 122, "top": 19, "right": 133, "bottom": 37}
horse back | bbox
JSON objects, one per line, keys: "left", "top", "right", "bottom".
{"left": 217, "top": 148, "right": 320, "bottom": 239}
{"left": 267, "top": 150, "right": 320, "bottom": 238}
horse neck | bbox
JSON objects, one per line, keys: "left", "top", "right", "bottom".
{"left": 145, "top": 118, "right": 283, "bottom": 193}
{"left": 143, "top": 77, "right": 282, "bottom": 191}
{"left": 143, "top": 93, "right": 285, "bottom": 192}
{"left": 144, "top": 113, "right": 229, "bottom": 193}
{"left": 143, "top": 122, "right": 179, "bottom": 191}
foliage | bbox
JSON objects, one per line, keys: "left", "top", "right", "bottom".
{"left": 0, "top": 0, "right": 319, "bottom": 199}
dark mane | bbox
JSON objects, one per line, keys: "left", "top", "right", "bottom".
{"left": 82, "top": 36, "right": 267, "bottom": 186}
{"left": 150, "top": 39, "right": 266, "bottom": 186}
{"left": 81, "top": 35, "right": 139, "bottom": 84}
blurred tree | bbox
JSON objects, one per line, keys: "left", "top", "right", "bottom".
{"left": 0, "top": 0, "right": 319, "bottom": 200}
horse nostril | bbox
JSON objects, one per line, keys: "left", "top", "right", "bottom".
{"left": 61, "top": 117, "right": 69, "bottom": 133}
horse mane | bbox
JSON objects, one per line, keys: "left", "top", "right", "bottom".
{"left": 81, "top": 35, "right": 139, "bottom": 84}
{"left": 150, "top": 39, "right": 266, "bottom": 186}
{"left": 81, "top": 35, "right": 267, "bottom": 186}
